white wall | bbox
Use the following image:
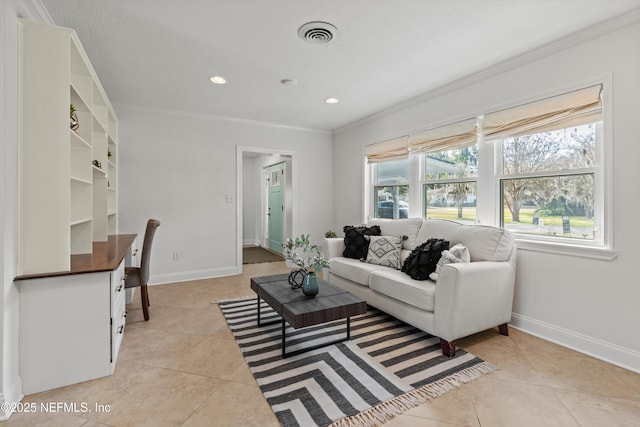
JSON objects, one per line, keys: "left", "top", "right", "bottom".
{"left": 117, "top": 105, "right": 333, "bottom": 284}
{"left": 242, "top": 156, "right": 260, "bottom": 246}
{"left": 333, "top": 18, "right": 640, "bottom": 372}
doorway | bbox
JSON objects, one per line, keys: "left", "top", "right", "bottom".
{"left": 237, "top": 146, "right": 295, "bottom": 271}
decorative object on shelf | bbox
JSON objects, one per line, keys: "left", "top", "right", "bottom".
{"left": 302, "top": 271, "right": 319, "bottom": 298}
{"left": 70, "top": 104, "right": 79, "bottom": 131}
{"left": 92, "top": 160, "right": 102, "bottom": 169}
{"left": 108, "top": 149, "right": 113, "bottom": 159}
{"left": 283, "top": 234, "right": 331, "bottom": 295}
{"left": 287, "top": 268, "right": 306, "bottom": 289}
{"left": 325, "top": 230, "right": 337, "bottom": 238}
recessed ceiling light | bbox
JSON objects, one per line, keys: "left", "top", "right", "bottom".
{"left": 325, "top": 98, "right": 339, "bottom": 104}
{"left": 281, "top": 79, "right": 298, "bottom": 86}
{"left": 209, "top": 76, "right": 226, "bottom": 85}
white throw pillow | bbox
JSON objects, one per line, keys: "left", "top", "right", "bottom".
{"left": 429, "top": 244, "right": 470, "bottom": 281}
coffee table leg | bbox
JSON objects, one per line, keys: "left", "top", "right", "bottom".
{"left": 282, "top": 319, "right": 286, "bottom": 358}
{"left": 257, "top": 296, "right": 261, "bottom": 326}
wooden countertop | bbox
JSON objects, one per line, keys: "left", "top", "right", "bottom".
{"left": 15, "top": 234, "right": 137, "bottom": 281}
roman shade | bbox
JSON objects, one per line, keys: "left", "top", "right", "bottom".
{"left": 408, "top": 118, "right": 478, "bottom": 154}
{"left": 365, "top": 136, "right": 409, "bottom": 163}
{"left": 483, "top": 84, "right": 603, "bottom": 141}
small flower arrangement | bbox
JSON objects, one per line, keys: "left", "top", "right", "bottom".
{"left": 283, "top": 234, "right": 331, "bottom": 273}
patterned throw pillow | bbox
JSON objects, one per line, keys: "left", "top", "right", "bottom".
{"left": 362, "top": 235, "right": 404, "bottom": 269}
{"left": 343, "top": 225, "right": 382, "bottom": 259}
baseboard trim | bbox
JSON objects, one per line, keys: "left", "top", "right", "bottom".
{"left": 149, "top": 266, "right": 241, "bottom": 285}
{"left": 510, "top": 313, "right": 640, "bottom": 374}
{"left": 0, "top": 391, "right": 25, "bottom": 421}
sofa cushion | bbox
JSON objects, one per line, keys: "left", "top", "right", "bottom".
{"left": 329, "top": 257, "right": 383, "bottom": 286}
{"left": 343, "top": 225, "right": 381, "bottom": 259}
{"left": 367, "top": 218, "right": 423, "bottom": 250}
{"left": 369, "top": 269, "right": 436, "bottom": 312}
{"left": 362, "top": 235, "right": 404, "bottom": 269}
{"left": 416, "top": 219, "right": 513, "bottom": 262}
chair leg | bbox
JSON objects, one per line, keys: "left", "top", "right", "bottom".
{"left": 141, "top": 285, "right": 150, "bottom": 321}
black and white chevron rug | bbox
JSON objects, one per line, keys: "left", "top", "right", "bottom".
{"left": 218, "top": 297, "right": 494, "bottom": 427}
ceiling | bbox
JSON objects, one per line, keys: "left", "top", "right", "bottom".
{"left": 41, "top": 0, "right": 640, "bottom": 131}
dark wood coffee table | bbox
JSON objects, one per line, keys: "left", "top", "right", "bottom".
{"left": 250, "top": 274, "right": 367, "bottom": 358}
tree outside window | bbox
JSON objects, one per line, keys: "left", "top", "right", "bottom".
{"left": 424, "top": 146, "right": 477, "bottom": 224}
{"left": 500, "top": 123, "right": 598, "bottom": 239}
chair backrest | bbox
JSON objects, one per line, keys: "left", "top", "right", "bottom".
{"left": 140, "top": 219, "right": 161, "bottom": 285}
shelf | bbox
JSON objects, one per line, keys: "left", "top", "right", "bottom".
{"left": 70, "top": 220, "right": 92, "bottom": 255}
{"left": 92, "top": 165, "right": 106, "bottom": 176}
{"left": 70, "top": 217, "right": 92, "bottom": 226}
{"left": 70, "top": 76, "right": 92, "bottom": 110}
{"left": 70, "top": 176, "right": 91, "bottom": 185}
{"left": 70, "top": 129, "right": 91, "bottom": 149}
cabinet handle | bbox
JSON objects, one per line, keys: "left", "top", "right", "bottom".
{"left": 118, "top": 325, "right": 124, "bottom": 334}
{"left": 115, "top": 284, "right": 123, "bottom": 292}
{"left": 123, "top": 310, "right": 127, "bottom": 318}
{"left": 132, "top": 249, "right": 139, "bottom": 256}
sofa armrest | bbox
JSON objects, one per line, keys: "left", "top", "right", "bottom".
{"left": 323, "top": 238, "right": 345, "bottom": 259}
{"left": 433, "top": 261, "right": 516, "bottom": 342}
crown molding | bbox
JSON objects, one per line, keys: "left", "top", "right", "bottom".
{"left": 113, "top": 102, "right": 332, "bottom": 136}
{"left": 22, "top": 0, "right": 54, "bottom": 24}
{"left": 334, "top": 8, "right": 640, "bottom": 136}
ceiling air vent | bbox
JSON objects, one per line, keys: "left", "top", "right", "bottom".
{"left": 298, "top": 21, "right": 339, "bottom": 44}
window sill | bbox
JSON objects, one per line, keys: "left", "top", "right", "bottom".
{"left": 515, "top": 238, "right": 618, "bottom": 260}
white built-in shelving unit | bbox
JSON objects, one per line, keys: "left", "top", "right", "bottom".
{"left": 19, "top": 20, "right": 118, "bottom": 275}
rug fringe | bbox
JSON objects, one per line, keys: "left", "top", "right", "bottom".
{"left": 211, "top": 294, "right": 256, "bottom": 304}
{"left": 329, "top": 362, "right": 495, "bottom": 427}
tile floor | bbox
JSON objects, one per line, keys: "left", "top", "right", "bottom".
{"left": 3, "top": 260, "right": 640, "bottom": 426}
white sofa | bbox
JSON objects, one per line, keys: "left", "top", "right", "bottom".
{"left": 323, "top": 218, "right": 516, "bottom": 356}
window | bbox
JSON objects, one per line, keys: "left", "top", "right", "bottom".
{"left": 364, "top": 84, "right": 609, "bottom": 254}
{"left": 498, "top": 123, "right": 599, "bottom": 240}
{"left": 487, "top": 85, "right": 603, "bottom": 244}
{"left": 373, "top": 159, "right": 410, "bottom": 219}
{"left": 424, "top": 147, "right": 478, "bottom": 224}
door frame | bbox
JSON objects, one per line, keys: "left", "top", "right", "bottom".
{"left": 236, "top": 146, "right": 295, "bottom": 271}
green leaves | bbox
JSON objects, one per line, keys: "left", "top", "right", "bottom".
{"left": 282, "top": 234, "right": 331, "bottom": 271}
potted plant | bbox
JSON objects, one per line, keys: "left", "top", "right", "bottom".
{"left": 282, "top": 234, "right": 331, "bottom": 297}
{"left": 324, "top": 230, "right": 337, "bottom": 238}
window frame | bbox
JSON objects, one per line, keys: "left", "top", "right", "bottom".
{"left": 364, "top": 78, "right": 616, "bottom": 259}
{"left": 422, "top": 148, "right": 479, "bottom": 224}
{"left": 370, "top": 158, "right": 411, "bottom": 220}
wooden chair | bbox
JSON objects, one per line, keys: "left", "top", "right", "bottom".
{"left": 125, "top": 219, "right": 161, "bottom": 321}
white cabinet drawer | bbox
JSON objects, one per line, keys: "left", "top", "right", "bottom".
{"left": 111, "top": 297, "right": 126, "bottom": 369}
{"left": 111, "top": 261, "right": 125, "bottom": 313}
